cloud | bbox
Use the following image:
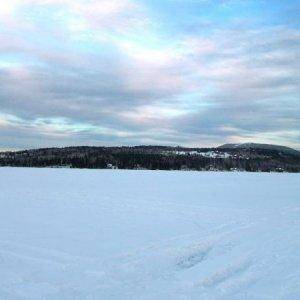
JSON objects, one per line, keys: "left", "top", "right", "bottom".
{"left": 0, "top": 1, "right": 299, "bottom": 149}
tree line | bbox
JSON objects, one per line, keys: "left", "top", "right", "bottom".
{"left": 0, "top": 146, "right": 299, "bottom": 172}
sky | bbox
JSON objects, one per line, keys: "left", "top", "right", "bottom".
{"left": 0, "top": 0, "right": 299, "bottom": 150}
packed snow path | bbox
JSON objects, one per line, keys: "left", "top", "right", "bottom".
{"left": 0, "top": 168, "right": 299, "bottom": 299}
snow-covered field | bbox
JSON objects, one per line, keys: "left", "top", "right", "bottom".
{"left": 0, "top": 168, "right": 299, "bottom": 300}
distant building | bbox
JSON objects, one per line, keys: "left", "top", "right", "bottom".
{"left": 107, "top": 163, "right": 118, "bottom": 169}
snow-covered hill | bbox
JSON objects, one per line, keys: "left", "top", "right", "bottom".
{"left": 0, "top": 168, "right": 299, "bottom": 299}
{"left": 219, "top": 142, "right": 299, "bottom": 155}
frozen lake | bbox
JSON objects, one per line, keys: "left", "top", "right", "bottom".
{"left": 0, "top": 168, "right": 299, "bottom": 299}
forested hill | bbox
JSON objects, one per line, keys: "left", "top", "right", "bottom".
{"left": 0, "top": 144, "right": 300, "bottom": 172}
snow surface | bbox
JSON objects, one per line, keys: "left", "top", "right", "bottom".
{"left": 163, "top": 150, "right": 232, "bottom": 158}
{"left": 0, "top": 167, "right": 299, "bottom": 299}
